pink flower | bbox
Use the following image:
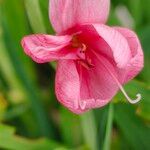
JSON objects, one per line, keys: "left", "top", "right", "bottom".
{"left": 21, "top": 0, "right": 144, "bottom": 114}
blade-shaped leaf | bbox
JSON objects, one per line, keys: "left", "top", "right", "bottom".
{"left": 114, "top": 104, "right": 150, "bottom": 150}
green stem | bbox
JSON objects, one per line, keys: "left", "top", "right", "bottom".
{"left": 80, "top": 111, "right": 98, "bottom": 150}
{"left": 103, "top": 103, "right": 114, "bottom": 150}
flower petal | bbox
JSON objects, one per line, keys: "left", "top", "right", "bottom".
{"left": 21, "top": 34, "right": 77, "bottom": 63}
{"left": 92, "top": 24, "right": 132, "bottom": 68}
{"left": 78, "top": 51, "right": 119, "bottom": 109}
{"left": 49, "top": 0, "right": 110, "bottom": 33}
{"left": 76, "top": 24, "right": 131, "bottom": 68}
{"left": 55, "top": 60, "right": 82, "bottom": 114}
{"left": 114, "top": 27, "right": 144, "bottom": 83}
{"left": 55, "top": 53, "right": 119, "bottom": 114}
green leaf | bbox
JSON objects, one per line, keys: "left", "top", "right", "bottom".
{"left": 38, "top": 0, "right": 54, "bottom": 33}
{"left": 115, "top": 80, "right": 150, "bottom": 121}
{"left": 0, "top": 0, "right": 55, "bottom": 137}
{"left": 0, "top": 104, "right": 29, "bottom": 121}
{"left": 24, "top": 0, "right": 47, "bottom": 33}
{"left": 0, "top": 124, "right": 65, "bottom": 150}
{"left": 59, "top": 107, "right": 83, "bottom": 147}
{"left": 141, "top": 0, "right": 150, "bottom": 24}
{"left": 138, "top": 26, "right": 150, "bottom": 85}
{"left": 102, "top": 103, "right": 114, "bottom": 150}
{"left": 0, "top": 6, "right": 29, "bottom": 104}
{"left": 128, "top": 0, "right": 142, "bottom": 28}
{"left": 0, "top": 0, "right": 36, "bottom": 80}
{"left": 114, "top": 104, "right": 150, "bottom": 150}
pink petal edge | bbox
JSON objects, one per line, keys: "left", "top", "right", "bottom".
{"left": 49, "top": 0, "right": 110, "bottom": 33}
{"left": 91, "top": 24, "right": 131, "bottom": 68}
{"left": 55, "top": 53, "right": 119, "bottom": 114}
{"left": 21, "top": 34, "right": 78, "bottom": 63}
{"left": 113, "top": 27, "right": 144, "bottom": 83}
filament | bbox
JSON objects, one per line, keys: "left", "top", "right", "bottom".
{"left": 93, "top": 50, "right": 141, "bottom": 104}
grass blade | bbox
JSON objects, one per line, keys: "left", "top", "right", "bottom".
{"left": 80, "top": 111, "right": 98, "bottom": 150}
{"left": 102, "top": 103, "right": 114, "bottom": 150}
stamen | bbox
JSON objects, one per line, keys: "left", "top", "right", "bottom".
{"left": 74, "top": 63, "right": 87, "bottom": 110}
{"left": 74, "top": 99, "right": 87, "bottom": 110}
{"left": 79, "top": 101, "right": 87, "bottom": 110}
{"left": 81, "top": 43, "right": 87, "bottom": 52}
{"left": 72, "top": 31, "right": 82, "bottom": 37}
{"left": 93, "top": 51, "right": 141, "bottom": 104}
{"left": 109, "top": 74, "right": 141, "bottom": 104}
{"left": 87, "top": 56, "right": 95, "bottom": 68}
{"left": 78, "top": 60, "right": 90, "bottom": 70}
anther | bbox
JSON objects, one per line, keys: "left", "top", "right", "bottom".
{"left": 81, "top": 43, "right": 87, "bottom": 52}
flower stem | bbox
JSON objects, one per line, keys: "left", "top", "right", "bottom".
{"left": 102, "top": 103, "right": 114, "bottom": 150}
{"left": 80, "top": 111, "right": 98, "bottom": 150}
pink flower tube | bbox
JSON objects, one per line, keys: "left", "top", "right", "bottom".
{"left": 21, "top": 0, "right": 144, "bottom": 114}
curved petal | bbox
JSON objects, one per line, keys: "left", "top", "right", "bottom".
{"left": 77, "top": 24, "right": 131, "bottom": 68}
{"left": 21, "top": 34, "right": 77, "bottom": 63}
{"left": 55, "top": 53, "right": 119, "bottom": 114}
{"left": 49, "top": 0, "right": 110, "bottom": 33}
{"left": 55, "top": 60, "right": 82, "bottom": 114}
{"left": 114, "top": 27, "right": 144, "bottom": 83}
{"left": 92, "top": 24, "right": 131, "bottom": 68}
{"left": 78, "top": 51, "right": 119, "bottom": 109}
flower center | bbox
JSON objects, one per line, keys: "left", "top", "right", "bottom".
{"left": 72, "top": 36, "right": 81, "bottom": 48}
{"left": 72, "top": 36, "right": 94, "bottom": 69}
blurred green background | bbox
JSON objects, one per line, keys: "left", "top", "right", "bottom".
{"left": 0, "top": 0, "right": 150, "bottom": 150}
